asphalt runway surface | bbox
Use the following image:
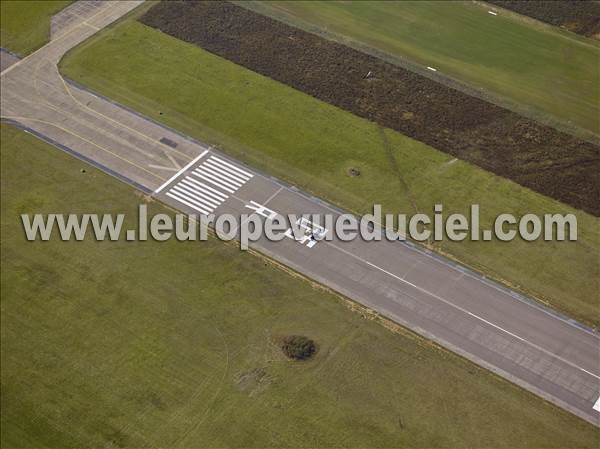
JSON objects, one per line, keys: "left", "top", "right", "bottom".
{"left": 1, "top": 0, "right": 599, "bottom": 426}
{"left": 0, "top": 49, "right": 19, "bottom": 72}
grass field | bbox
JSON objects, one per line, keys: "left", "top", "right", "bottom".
{"left": 0, "top": 0, "right": 72, "bottom": 56}
{"left": 60, "top": 19, "right": 600, "bottom": 328}
{"left": 2, "top": 122, "right": 599, "bottom": 448}
{"left": 140, "top": 1, "right": 599, "bottom": 216}
{"left": 241, "top": 0, "right": 600, "bottom": 135}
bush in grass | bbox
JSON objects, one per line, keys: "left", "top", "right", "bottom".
{"left": 281, "top": 335, "right": 316, "bottom": 360}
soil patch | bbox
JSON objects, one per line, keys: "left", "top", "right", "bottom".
{"left": 347, "top": 167, "right": 361, "bottom": 177}
{"left": 140, "top": 1, "right": 600, "bottom": 215}
{"left": 488, "top": 1, "right": 600, "bottom": 38}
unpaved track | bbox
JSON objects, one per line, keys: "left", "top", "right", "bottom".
{"left": 1, "top": 0, "right": 599, "bottom": 427}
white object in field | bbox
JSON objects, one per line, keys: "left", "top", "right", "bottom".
{"left": 488, "top": 11, "right": 498, "bottom": 16}
{"left": 427, "top": 66, "right": 437, "bottom": 72}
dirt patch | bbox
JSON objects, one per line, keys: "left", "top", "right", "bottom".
{"left": 488, "top": 1, "right": 600, "bottom": 38}
{"left": 140, "top": 1, "right": 600, "bottom": 215}
{"left": 376, "top": 126, "right": 425, "bottom": 233}
{"left": 347, "top": 167, "right": 361, "bottom": 177}
{"left": 234, "top": 367, "right": 272, "bottom": 396}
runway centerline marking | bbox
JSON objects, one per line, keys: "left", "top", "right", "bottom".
{"left": 234, "top": 187, "right": 284, "bottom": 235}
{"left": 263, "top": 184, "right": 599, "bottom": 340}
{"left": 328, "top": 241, "right": 600, "bottom": 381}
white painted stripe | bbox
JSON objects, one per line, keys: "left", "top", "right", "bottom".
{"left": 206, "top": 158, "right": 251, "bottom": 180}
{"left": 202, "top": 163, "right": 248, "bottom": 186}
{"left": 192, "top": 171, "right": 236, "bottom": 193}
{"left": 209, "top": 156, "right": 253, "bottom": 178}
{"left": 593, "top": 396, "right": 600, "bottom": 412}
{"left": 205, "top": 159, "right": 251, "bottom": 181}
{"left": 427, "top": 66, "right": 437, "bottom": 72}
{"left": 204, "top": 160, "right": 250, "bottom": 183}
{"left": 168, "top": 189, "right": 213, "bottom": 214}
{"left": 198, "top": 165, "right": 243, "bottom": 188}
{"left": 193, "top": 169, "right": 238, "bottom": 193}
{"left": 173, "top": 184, "right": 221, "bottom": 208}
{"left": 209, "top": 146, "right": 598, "bottom": 343}
{"left": 179, "top": 180, "right": 222, "bottom": 206}
{"left": 180, "top": 179, "right": 225, "bottom": 204}
{"left": 154, "top": 150, "right": 208, "bottom": 193}
{"left": 194, "top": 168, "right": 239, "bottom": 191}
{"left": 176, "top": 179, "right": 221, "bottom": 203}
{"left": 166, "top": 192, "right": 210, "bottom": 215}
{"left": 184, "top": 176, "right": 228, "bottom": 200}
{"left": 330, "top": 242, "right": 600, "bottom": 381}
{"left": 172, "top": 184, "right": 220, "bottom": 209}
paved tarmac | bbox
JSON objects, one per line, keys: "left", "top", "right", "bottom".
{"left": 1, "top": 0, "right": 599, "bottom": 426}
{"left": 0, "top": 48, "right": 19, "bottom": 72}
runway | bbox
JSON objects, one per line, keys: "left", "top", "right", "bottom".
{"left": 1, "top": 0, "right": 598, "bottom": 426}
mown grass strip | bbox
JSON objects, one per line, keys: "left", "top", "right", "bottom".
{"left": 0, "top": 0, "right": 72, "bottom": 56}
{"left": 59, "top": 20, "right": 599, "bottom": 327}
{"left": 3, "top": 120, "right": 599, "bottom": 448}
{"left": 138, "top": 1, "right": 599, "bottom": 216}
{"left": 243, "top": 0, "right": 600, "bottom": 135}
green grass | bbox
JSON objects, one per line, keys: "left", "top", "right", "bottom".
{"left": 2, "top": 122, "right": 599, "bottom": 448}
{"left": 241, "top": 0, "right": 600, "bottom": 135}
{"left": 59, "top": 20, "right": 600, "bottom": 328}
{"left": 0, "top": 0, "right": 72, "bottom": 56}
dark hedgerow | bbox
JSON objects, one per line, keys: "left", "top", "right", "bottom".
{"left": 280, "top": 335, "right": 317, "bottom": 361}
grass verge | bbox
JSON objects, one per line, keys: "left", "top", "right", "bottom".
{"left": 0, "top": 0, "right": 72, "bottom": 56}
{"left": 59, "top": 19, "right": 600, "bottom": 327}
{"left": 241, "top": 0, "right": 600, "bottom": 135}
{"left": 2, "top": 121, "right": 599, "bottom": 448}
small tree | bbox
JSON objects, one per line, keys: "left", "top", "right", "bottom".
{"left": 281, "top": 335, "right": 316, "bottom": 360}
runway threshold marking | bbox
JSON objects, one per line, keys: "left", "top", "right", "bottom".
{"left": 328, "top": 241, "right": 600, "bottom": 381}
{"left": 192, "top": 156, "right": 254, "bottom": 193}
{"left": 593, "top": 396, "right": 600, "bottom": 412}
{"left": 161, "top": 156, "right": 254, "bottom": 215}
{"left": 6, "top": 0, "right": 597, "bottom": 396}
{"left": 155, "top": 150, "right": 208, "bottom": 193}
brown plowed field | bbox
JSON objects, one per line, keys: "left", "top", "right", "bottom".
{"left": 488, "top": 1, "right": 600, "bottom": 38}
{"left": 140, "top": 1, "right": 600, "bottom": 216}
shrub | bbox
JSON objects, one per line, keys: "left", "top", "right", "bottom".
{"left": 280, "top": 335, "right": 316, "bottom": 360}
